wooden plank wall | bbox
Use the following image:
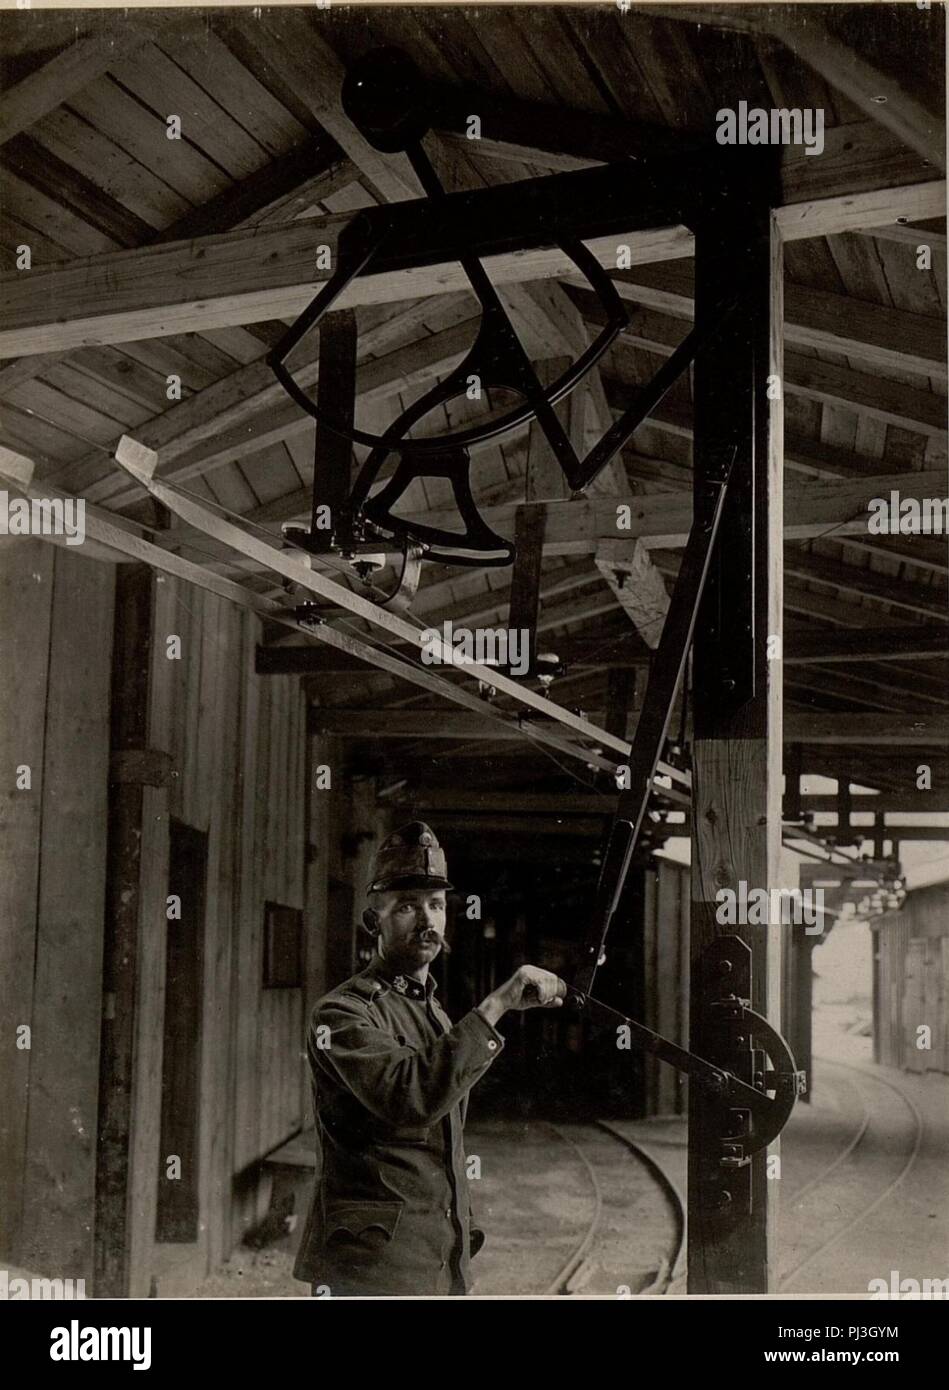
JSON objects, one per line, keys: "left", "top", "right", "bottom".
{"left": 873, "top": 882, "right": 949, "bottom": 1074}
{"left": 642, "top": 856, "right": 690, "bottom": 1116}
{"left": 0, "top": 539, "right": 114, "bottom": 1279}
{"left": 126, "top": 574, "right": 308, "bottom": 1296}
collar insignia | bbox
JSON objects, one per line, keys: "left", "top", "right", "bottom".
{"left": 392, "top": 975, "right": 409, "bottom": 994}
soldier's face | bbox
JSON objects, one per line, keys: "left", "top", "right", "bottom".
{"left": 376, "top": 889, "right": 447, "bottom": 967}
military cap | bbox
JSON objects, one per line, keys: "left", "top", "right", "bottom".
{"left": 368, "top": 821, "right": 453, "bottom": 893}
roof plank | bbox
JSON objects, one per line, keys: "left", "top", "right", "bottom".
{"left": 770, "top": 14, "right": 945, "bottom": 172}
{"left": 0, "top": 22, "right": 148, "bottom": 146}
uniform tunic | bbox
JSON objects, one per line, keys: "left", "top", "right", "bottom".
{"left": 294, "top": 953, "right": 505, "bottom": 1296}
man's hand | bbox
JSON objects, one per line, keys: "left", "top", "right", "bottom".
{"left": 477, "top": 966, "right": 567, "bottom": 1027}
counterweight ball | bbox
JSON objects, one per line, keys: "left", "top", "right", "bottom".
{"left": 341, "top": 48, "right": 431, "bottom": 154}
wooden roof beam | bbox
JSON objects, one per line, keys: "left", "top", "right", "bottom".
{"left": 0, "top": 453, "right": 630, "bottom": 780}
{"left": 768, "top": 15, "right": 945, "bottom": 172}
{"left": 574, "top": 265, "right": 947, "bottom": 380}
{"left": 218, "top": 8, "right": 424, "bottom": 203}
{"left": 419, "top": 469, "right": 948, "bottom": 555}
{"left": 0, "top": 21, "right": 151, "bottom": 146}
{"left": 51, "top": 315, "right": 476, "bottom": 513}
{"left": 856, "top": 223, "right": 946, "bottom": 252}
{"left": 601, "top": 320, "right": 948, "bottom": 435}
{"left": 430, "top": 84, "right": 942, "bottom": 215}
{"left": 0, "top": 137, "right": 358, "bottom": 397}
{"left": 789, "top": 628, "right": 949, "bottom": 664}
{"left": 0, "top": 214, "right": 691, "bottom": 358}
{"left": 310, "top": 709, "right": 949, "bottom": 747}
{"left": 429, "top": 82, "right": 703, "bottom": 165}
{"left": 3, "top": 165, "right": 942, "bottom": 359}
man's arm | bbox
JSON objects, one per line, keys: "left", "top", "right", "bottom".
{"left": 475, "top": 964, "right": 567, "bottom": 1028}
{"left": 313, "top": 966, "right": 564, "bottom": 1127}
{"left": 311, "top": 997, "right": 503, "bottom": 1128}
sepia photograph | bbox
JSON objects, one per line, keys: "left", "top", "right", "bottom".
{"left": 0, "top": 0, "right": 946, "bottom": 1358}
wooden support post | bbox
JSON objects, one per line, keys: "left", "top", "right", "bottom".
{"left": 312, "top": 310, "right": 357, "bottom": 539}
{"left": 785, "top": 743, "right": 803, "bottom": 822}
{"left": 94, "top": 564, "right": 154, "bottom": 1297}
{"left": 605, "top": 668, "right": 637, "bottom": 743}
{"left": 508, "top": 505, "right": 547, "bottom": 675}
{"left": 792, "top": 936, "right": 815, "bottom": 1106}
{"left": 688, "top": 190, "right": 783, "bottom": 1293}
{"left": 837, "top": 778, "right": 853, "bottom": 846}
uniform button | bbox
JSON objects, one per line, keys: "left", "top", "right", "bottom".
{"left": 487, "top": 1040, "right": 498, "bottom": 1051}
{"left": 445, "top": 1207, "right": 452, "bottom": 1218}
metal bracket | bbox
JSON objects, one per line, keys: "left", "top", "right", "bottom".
{"left": 569, "top": 938, "right": 805, "bottom": 1181}
{"left": 700, "top": 937, "right": 806, "bottom": 1215}
{"left": 267, "top": 47, "right": 758, "bottom": 571}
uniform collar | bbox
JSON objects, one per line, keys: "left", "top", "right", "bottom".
{"left": 369, "top": 952, "right": 436, "bottom": 1002}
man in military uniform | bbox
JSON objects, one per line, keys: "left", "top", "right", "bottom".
{"left": 294, "top": 821, "right": 565, "bottom": 1296}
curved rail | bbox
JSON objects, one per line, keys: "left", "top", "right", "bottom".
{"left": 779, "top": 1057, "right": 925, "bottom": 1291}
{"left": 541, "top": 1121, "right": 685, "bottom": 1296}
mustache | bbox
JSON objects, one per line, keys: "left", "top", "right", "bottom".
{"left": 418, "top": 931, "right": 450, "bottom": 955}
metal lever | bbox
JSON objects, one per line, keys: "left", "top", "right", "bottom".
{"left": 477, "top": 953, "right": 803, "bottom": 1168}
{"left": 575, "top": 444, "right": 738, "bottom": 998}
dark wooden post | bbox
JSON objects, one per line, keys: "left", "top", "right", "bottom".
{"left": 94, "top": 564, "right": 154, "bottom": 1296}
{"left": 508, "top": 504, "right": 547, "bottom": 677}
{"left": 785, "top": 742, "right": 803, "bottom": 823}
{"left": 688, "top": 190, "right": 784, "bottom": 1292}
{"left": 313, "top": 309, "right": 357, "bottom": 539}
{"left": 605, "top": 667, "right": 637, "bottom": 743}
{"left": 791, "top": 934, "right": 815, "bottom": 1104}
{"left": 837, "top": 777, "right": 853, "bottom": 846}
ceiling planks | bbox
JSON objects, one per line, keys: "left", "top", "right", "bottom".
{"left": 0, "top": 2, "right": 944, "bottom": 785}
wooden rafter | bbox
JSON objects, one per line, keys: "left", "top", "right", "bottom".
{"left": 309, "top": 709, "right": 949, "bottom": 747}
{"left": 0, "top": 22, "right": 151, "bottom": 146}
{"left": 0, "top": 218, "right": 692, "bottom": 359}
{"left": 417, "top": 469, "right": 948, "bottom": 555}
{"left": 1, "top": 169, "right": 943, "bottom": 358}
{"left": 430, "top": 83, "right": 939, "bottom": 202}
{"left": 49, "top": 307, "right": 476, "bottom": 502}
{"left": 259, "top": 625, "right": 949, "bottom": 673}
{"left": 577, "top": 263, "right": 947, "bottom": 380}
{"left": 0, "top": 134, "right": 358, "bottom": 396}
{"left": 0, "top": 451, "right": 655, "bottom": 783}
{"left": 218, "top": 8, "right": 424, "bottom": 204}
{"left": 768, "top": 15, "right": 946, "bottom": 172}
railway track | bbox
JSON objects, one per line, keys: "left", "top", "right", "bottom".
{"left": 777, "top": 1056, "right": 925, "bottom": 1293}
{"left": 542, "top": 1121, "right": 686, "bottom": 1296}
{"left": 476, "top": 1058, "right": 925, "bottom": 1296}
{"left": 542, "top": 1058, "right": 924, "bottom": 1295}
